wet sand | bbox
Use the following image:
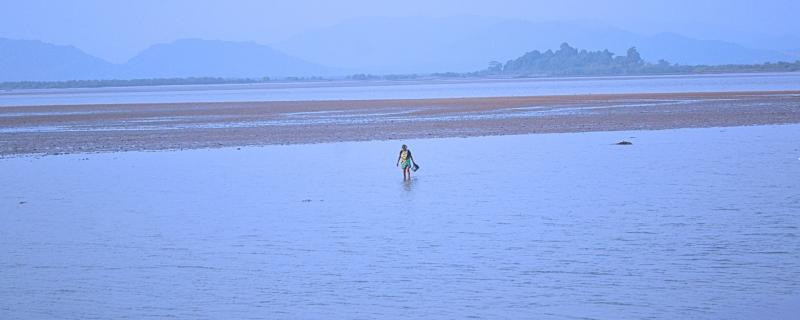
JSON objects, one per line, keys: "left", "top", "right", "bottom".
{"left": 1, "top": 90, "right": 799, "bottom": 156}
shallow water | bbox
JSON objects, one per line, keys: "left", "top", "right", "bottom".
{"left": 2, "top": 72, "right": 799, "bottom": 107}
{"left": 2, "top": 124, "right": 799, "bottom": 319}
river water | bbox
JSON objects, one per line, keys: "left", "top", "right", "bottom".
{"left": 2, "top": 124, "right": 799, "bottom": 319}
{"left": 2, "top": 72, "right": 799, "bottom": 107}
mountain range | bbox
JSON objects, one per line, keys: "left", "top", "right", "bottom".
{"left": 0, "top": 38, "right": 114, "bottom": 82}
{"left": 274, "top": 17, "right": 797, "bottom": 73}
{"left": 0, "top": 38, "right": 335, "bottom": 82}
{"left": 1, "top": 17, "right": 798, "bottom": 82}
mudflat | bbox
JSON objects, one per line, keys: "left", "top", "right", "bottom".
{"left": 1, "top": 90, "right": 799, "bottom": 156}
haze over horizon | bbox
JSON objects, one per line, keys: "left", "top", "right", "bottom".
{"left": 2, "top": 0, "right": 798, "bottom": 63}
{"left": 2, "top": 0, "right": 800, "bottom": 81}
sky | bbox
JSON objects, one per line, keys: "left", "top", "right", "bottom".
{"left": 1, "top": 0, "right": 798, "bottom": 63}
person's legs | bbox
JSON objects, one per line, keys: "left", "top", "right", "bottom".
{"left": 402, "top": 160, "right": 410, "bottom": 180}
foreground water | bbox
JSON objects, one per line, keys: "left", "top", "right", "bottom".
{"left": 2, "top": 124, "right": 799, "bottom": 319}
{"left": 2, "top": 72, "right": 799, "bottom": 107}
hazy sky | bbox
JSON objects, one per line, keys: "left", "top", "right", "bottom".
{"left": 1, "top": 0, "right": 798, "bottom": 63}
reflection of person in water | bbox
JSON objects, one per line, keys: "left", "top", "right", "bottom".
{"left": 396, "top": 144, "right": 415, "bottom": 180}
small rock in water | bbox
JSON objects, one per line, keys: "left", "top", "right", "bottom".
{"left": 616, "top": 141, "right": 633, "bottom": 145}
{"left": 301, "top": 199, "right": 312, "bottom": 203}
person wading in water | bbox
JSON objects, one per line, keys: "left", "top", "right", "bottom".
{"left": 396, "top": 144, "right": 416, "bottom": 180}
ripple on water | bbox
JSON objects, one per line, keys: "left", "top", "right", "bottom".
{"left": 0, "top": 124, "right": 799, "bottom": 319}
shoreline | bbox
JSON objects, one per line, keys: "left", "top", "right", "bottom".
{"left": 2, "top": 71, "right": 798, "bottom": 93}
{"left": 1, "top": 90, "right": 799, "bottom": 157}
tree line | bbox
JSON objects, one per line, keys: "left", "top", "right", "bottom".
{"left": 0, "top": 76, "right": 326, "bottom": 90}
{"left": 480, "top": 42, "right": 800, "bottom": 76}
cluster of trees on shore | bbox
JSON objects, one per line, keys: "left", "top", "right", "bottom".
{"left": 2, "top": 43, "right": 799, "bottom": 90}
{"left": 479, "top": 43, "right": 800, "bottom": 76}
{"left": 487, "top": 43, "right": 651, "bottom": 76}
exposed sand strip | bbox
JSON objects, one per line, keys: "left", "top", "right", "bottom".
{"left": 1, "top": 91, "right": 798, "bottom": 156}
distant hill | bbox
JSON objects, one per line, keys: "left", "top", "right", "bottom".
{"left": 273, "top": 16, "right": 505, "bottom": 74}
{"left": 123, "top": 39, "right": 338, "bottom": 79}
{"left": 0, "top": 38, "right": 337, "bottom": 81}
{"left": 274, "top": 17, "right": 796, "bottom": 73}
{"left": 634, "top": 33, "right": 793, "bottom": 65}
{"left": 0, "top": 38, "right": 115, "bottom": 81}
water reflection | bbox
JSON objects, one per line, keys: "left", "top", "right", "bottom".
{"left": 402, "top": 177, "right": 417, "bottom": 192}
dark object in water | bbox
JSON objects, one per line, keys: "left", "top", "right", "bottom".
{"left": 412, "top": 163, "right": 420, "bottom": 172}
{"left": 616, "top": 141, "right": 633, "bottom": 145}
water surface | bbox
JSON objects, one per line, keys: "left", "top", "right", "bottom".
{"left": 1, "top": 124, "right": 799, "bottom": 319}
{"left": 2, "top": 72, "right": 799, "bottom": 107}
